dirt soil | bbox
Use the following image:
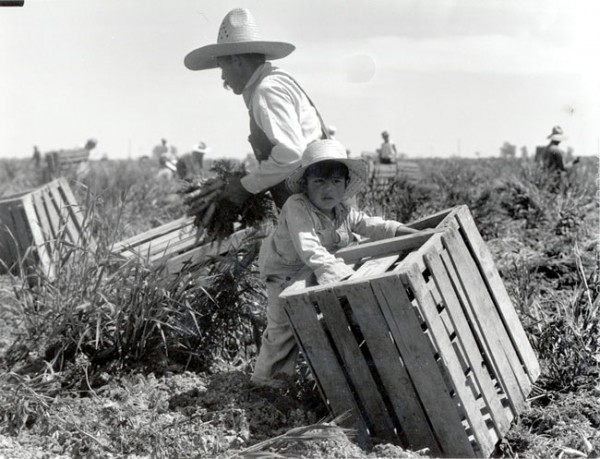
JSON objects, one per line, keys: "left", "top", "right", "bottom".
{"left": 1, "top": 271, "right": 599, "bottom": 459}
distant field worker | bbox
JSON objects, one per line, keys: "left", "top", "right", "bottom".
{"left": 184, "top": 7, "right": 330, "bottom": 209}
{"left": 157, "top": 155, "right": 176, "bottom": 181}
{"left": 152, "top": 138, "right": 178, "bottom": 165}
{"left": 535, "top": 126, "right": 579, "bottom": 173}
{"left": 32, "top": 145, "right": 41, "bottom": 168}
{"left": 253, "top": 139, "right": 418, "bottom": 387}
{"left": 378, "top": 130, "right": 398, "bottom": 164}
{"left": 176, "top": 141, "right": 210, "bottom": 180}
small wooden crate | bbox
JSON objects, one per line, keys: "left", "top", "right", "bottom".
{"left": 0, "top": 177, "right": 94, "bottom": 280}
{"left": 43, "top": 148, "right": 90, "bottom": 182}
{"left": 280, "top": 205, "right": 539, "bottom": 458}
{"left": 370, "top": 161, "right": 422, "bottom": 185}
{"left": 111, "top": 217, "right": 259, "bottom": 277}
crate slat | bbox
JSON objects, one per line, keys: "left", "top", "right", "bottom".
{"left": 48, "top": 181, "right": 81, "bottom": 245}
{"left": 311, "top": 288, "right": 398, "bottom": 441}
{"left": 30, "top": 190, "right": 54, "bottom": 241}
{"left": 55, "top": 177, "right": 89, "bottom": 238}
{"left": 442, "top": 229, "right": 528, "bottom": 413}
{"left": 21, "top": 195, "right": 54, "bottom": 278}
{"left": 405, "top": 207, "right": 455, "bottom": 231}
{"left": 454, "top": 208, "right": 541, "bottom": 381}
{"left": 160, "top": 228, "right": 256, "bottom": 276}
{"left": 149, "top": 233, "right": 200, "bottom": 261}
{"left": 426, "top": 249, "right": 512, "bottom": 437}
{"left": 370, "top": 274, "right": 476, "bottom": 457}
{"left": 349, "top": 254, "right": 399, "bottom": 279}
{"left": 340, "top": 281, "right": 441, "bottom": 454}
{"left": 117, "top": 228, "right": 199, "bottom": 262}
{"left": 284, "top": 294, "right": 368, "bottom": 435}
{"left": 438, "top": 247, "right": 512, "bottom": 410}
{"left": 336, "top": 231, "right": 439, "bottom": 263}
{"left": 35, "top": 186, "right": 62, "bottom": 241}
{"left": 43, "top": 182, "right": 77, "bottom": 244}
{"left": 111, "top": 217, "right": 196, "bottom": 253}
{"left": 30, "top": 189, "right": 63, "bottom": 265}
{"left": 404, "top": 265, "right": 497, "bottom": 457}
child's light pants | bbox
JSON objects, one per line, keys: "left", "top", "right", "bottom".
{"left": 251, "top": 276, "right": 298, "bottom": 386}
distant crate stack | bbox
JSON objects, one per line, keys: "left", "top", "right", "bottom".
{"left": 0, "top": 178, "right": 94, "bottom": 280}
{"left": 280, "top": 205, "right": 540, "bottom": 458}
{"left": 369, "top": 160, "right": 422, "bottom": 185}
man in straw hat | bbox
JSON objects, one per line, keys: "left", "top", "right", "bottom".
{"left": 536, "top": 125, "right": 579, "bottom": 174}
{"left": 252, "top": 139, "right": 417, "bottom": 387}
{"left": 176, "top": 141, "right": 210, "bottom": 180}
{"left": 184, "top": 7, "right": 329, "bottom": 209}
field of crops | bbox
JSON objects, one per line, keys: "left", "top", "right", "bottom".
{"left": 0, "top": 155, "right": 598, "bottom": 459}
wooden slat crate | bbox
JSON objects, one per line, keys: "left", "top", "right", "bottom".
{"left": 111, "top": 217, "right": 261, "bottom": 277}
{"left": 0, "top": 177, "right": 94, "bottom": 280}
{"left": 111, "top": 216, "right": 199, "bottom": 263}
{"left": 370, "top": 161, "right": 422, "bottom": 185}
{"left": 280, "top": 205, "right": 539, "bottom": 458}
{"left": 43, "top": 148, "right": 90, "bottom": 182}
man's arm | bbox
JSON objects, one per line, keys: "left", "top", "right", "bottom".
{"left": 240, "top": 84, "right": 310, "bottom": 193}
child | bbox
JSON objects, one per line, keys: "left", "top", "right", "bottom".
{"left": 252, "top": 139, "right": 417, "bottom": 387}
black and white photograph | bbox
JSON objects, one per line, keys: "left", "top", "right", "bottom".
{"left": 0, "top": 1, "right": 599, "bottom": 458}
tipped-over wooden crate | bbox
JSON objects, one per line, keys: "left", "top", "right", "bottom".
{"left": 280, "top": 205, "right": 539, "bottom": 458}
{"left": 111, "top": 217, "right": 260, "bottom": 277}
{"left": 0, "top": 177, "right": 94, "bottom": 280}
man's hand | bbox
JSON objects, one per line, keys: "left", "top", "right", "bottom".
{"left": 221, "top": 175, "right": 253, "bottom": 208}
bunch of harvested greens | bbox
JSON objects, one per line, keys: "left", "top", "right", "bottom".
{"left": 180, "top": 159, "right": 277, "bottom": 239}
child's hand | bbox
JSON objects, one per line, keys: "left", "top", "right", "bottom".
{"left": 395, "top": 225, "right": 420, "bottom": 236}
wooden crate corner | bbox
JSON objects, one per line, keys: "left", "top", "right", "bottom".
{"left": 0, "top": 178, "right": 93, "bottom": 280}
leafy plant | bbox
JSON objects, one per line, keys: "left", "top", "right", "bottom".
{"left": 533, "top": 249, "right": 600, "bottom": 391}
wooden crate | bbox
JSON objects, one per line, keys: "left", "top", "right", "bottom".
{"left": 370, "top": 161, "right": 422, "bottom": 185}
{"left": 0, "top": 177, "right": 94, "bottom": 280}
{"left": 111, "top": 217, "right": 261, "bottom": 277}
{"left": 280, "top": 205, "right": 539, "bottom": 458}
{"left": 43, "top": 148, "right": 90, "bottom": 181}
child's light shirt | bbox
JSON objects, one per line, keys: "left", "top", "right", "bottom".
{"left": 258, "top": 193, "right": 403, "bottom": 285}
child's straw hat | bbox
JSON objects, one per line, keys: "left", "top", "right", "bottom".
{"left": 184, "top": 8, "right": 295, "bottom": 71}
{"left": 287, "top": 139, "right": 369, "bottom": 199}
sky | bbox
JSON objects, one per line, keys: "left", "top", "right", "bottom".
{"left": 1, "top": 0, "right": 599, "bottom": 161}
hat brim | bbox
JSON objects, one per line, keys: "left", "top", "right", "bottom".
{"left": 184, "top": 41, "right": 295, "bottom": 71}
{"left": 286, "top": 158, "right": 369, "bottom": 200}
{"left": 548, "top": 134, "right": 566, "bottom": 141}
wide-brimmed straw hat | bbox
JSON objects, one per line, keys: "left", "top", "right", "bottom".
{"left": 547, "top": 125, "right": 566, "bottom": 141}
{"left": 184, "top": 8, "right": 295, "bottom": 71}
{"left": 193, "top": 141, "right": 210, "bottom": 154}
{"left": 287, "top": 139, "right": 369, "bottom": 200}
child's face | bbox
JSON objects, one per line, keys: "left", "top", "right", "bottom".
{"left": 305, "top": 172, "right": 347, "bottom": 214}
